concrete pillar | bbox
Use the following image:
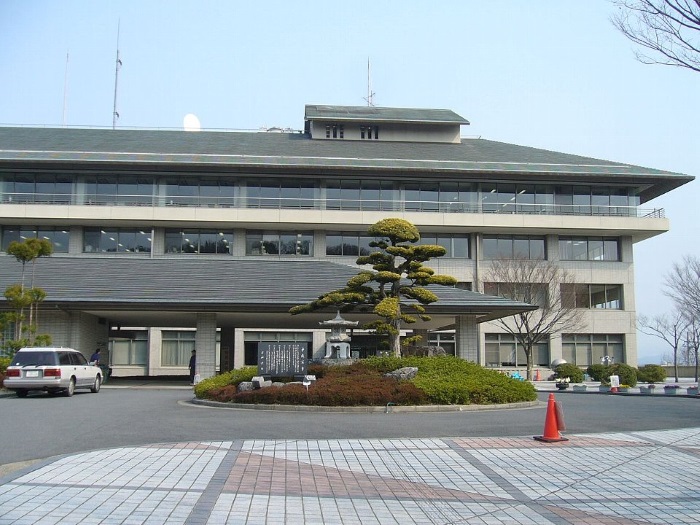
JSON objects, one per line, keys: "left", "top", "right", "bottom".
{"left": 195, "top": 313, "right": 217, "bottom": 379}
{"left": 455, "top": 315, "right": 479, "bottom": 363}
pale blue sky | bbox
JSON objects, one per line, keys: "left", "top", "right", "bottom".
{"left": 1, "top": 0, "right": 698, "bottom": 363}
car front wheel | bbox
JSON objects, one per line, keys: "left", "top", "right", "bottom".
{"left": 91, "top": 376, "right": 101, "bottom": 393}
{"left": 64, "top": 378, "right": 75, "bottom": 397}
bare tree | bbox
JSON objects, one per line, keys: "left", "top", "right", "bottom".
{"left": 665, "top": 255, "right": 700, "bottom": 320}
{"left": 611, "top": 1, "right": 700, "bottom": 72}
{"left": 678, "top": 315, "right": 700, "bottom": 380}
{"left": 483, "top": 258, "right": 585, "bottom": 381}
{"left": 638, "top": 310, "right": 690, "bottom": 381}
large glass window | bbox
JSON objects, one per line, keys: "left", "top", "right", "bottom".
{"left": 246, "top": 179, "right": 316, "bottom": 209}
{"left": 2, "top": 226, "right": 69, "bottom": 253}
{"left": 561, "top": 334, "right": 624, "bottom": 366}
{"left": 2, "top": 174, "right": 72, "bottom": 204}
{"left": 485, "top": 333, "right": 550, "bottom": 367}
{"left": 326, "top": 232, "right": 375, "bottom": 256}
{"left": 482, "top": 235, "right": 546, "bottom": 259}
{"left": 110, "top": 330, "right": 148, "bottom": 365}
{"left": 246, "top": 231, "right": 313, "bottom": 256}
{"left": 326, "top": 180, "right": 395, "bottom": 211}
{"left": 161, "top": 330, "right": 196, "bottom": 366}
{"left": 84, "top": 228, "right": 151, "bottom": 253}
{"left": 417, "top": 234, "right": 470, "bottom": 258}
{"left": 559, "top": 237, "right": 620, "bottom": 261}
{"left": 562, "top": 284, "right": 623, "bottom": 309}
{"left": 484, "top": 282, "right": 548, "bottom": 307}
{"left": 164, "top": 229, "right": 233, "bottom": 254}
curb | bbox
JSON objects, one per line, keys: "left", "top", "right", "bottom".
{"left": 188, "top": 398, "right": 541, "bottom": 412}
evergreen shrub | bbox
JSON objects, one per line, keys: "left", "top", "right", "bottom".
{"left": 195, "top": 356, "right": 537, "bottom": 406}
{"left": 554, "top": 363, "right": 584, "bottom": 383}
{"left": 637, "top": 364, "right": 666, "bottom": 384}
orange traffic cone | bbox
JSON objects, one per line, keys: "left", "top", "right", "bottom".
{"left": 535, "top": 369, "right": 541, "bottom": 381}
{"left": 534, "top": 393, "right": 569, "bottom": 443}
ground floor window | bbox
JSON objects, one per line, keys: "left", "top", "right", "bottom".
{"left": 428, "top": 332, "right": 456, "bottom": 356}
{"left": 162, "top": 330, "right": 196, "bottom": 366}
{"left": 561, "top": 334, "right": 624, "bottom": 366}
{"left": 243, "top": 331, "right": 313, "bottom": 366}
{"left": 110, "top": 330, "right": 148, "bottom": 366}
{"left": 485, "top": 333, "right": 550, "bottom": 367}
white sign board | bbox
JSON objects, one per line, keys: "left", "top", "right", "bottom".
{"left": 609, "top": 375, "right": 620, "bottom": 388}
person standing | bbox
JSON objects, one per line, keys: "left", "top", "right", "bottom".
{"left": 90, "top": 349, "right": 101, "bottom": 365}
{"left": 189, "top": 349, "right": 196, "bottom": 385}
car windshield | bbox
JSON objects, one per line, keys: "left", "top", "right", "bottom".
{"left": 11, "top": 351, "right": 59, "bottom": 367}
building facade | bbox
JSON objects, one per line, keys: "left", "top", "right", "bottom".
{"left": 0, "top": 105, "right": 692, "bottom": 377}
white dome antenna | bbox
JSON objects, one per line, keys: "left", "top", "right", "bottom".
{"left": 183, "top": 113, "right": 201, "bottom": 132}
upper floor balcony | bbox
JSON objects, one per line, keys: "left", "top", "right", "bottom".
{"left": 0, "top": 191, "right": 665, "bottom": 219}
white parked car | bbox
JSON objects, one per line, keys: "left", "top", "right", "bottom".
{"left": 3, "top": 347, "right": 103, "bottom": 397}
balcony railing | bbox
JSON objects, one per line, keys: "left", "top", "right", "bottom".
{"left": 0, "top": 193, "right": 666, "bottom": 219}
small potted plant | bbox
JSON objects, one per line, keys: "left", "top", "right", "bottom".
{"left": 639, "top": 384, "right": 656, "bottom": 395}
{"left": 618, "top": 384, "right": 630, "bottom": 393}
{"left": 664, "top": 384, "right": 681, "bottom": 395}
{"left": 555, "top": 377, "right": 570, "bottom": 390}
{"left": 687, "top": 385, "right": 699, "bottom": 395}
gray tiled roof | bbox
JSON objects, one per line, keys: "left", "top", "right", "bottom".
{"left": 0, "top": 256, "right": 533, "bottom": 319}
{"left": 0, "top": 126, "right": 691, "bottom": 201}
{"left": 304, "top": 105, "right": 470, "bottom": 125}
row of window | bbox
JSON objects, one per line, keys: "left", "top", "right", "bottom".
{"left": 485, "top": 333, "right": 624, "bottom": 367}
{"left": 111, "top": 329, "right": 624, "bottom": 369}
{"left": 484, "top": 282, "right": 624, "bottom": 310}
{"left": 0, "top": 174, "right": 642, "bottom": 215}
{"left": 0, "top": 226, "right": 622, "bottom": 262}
{"left": 323, "top": 124, "right": 380, "bottom": 140}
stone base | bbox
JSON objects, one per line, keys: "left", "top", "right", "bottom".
{"left": 314, "top": 358, "right": 360, "bottom": 367}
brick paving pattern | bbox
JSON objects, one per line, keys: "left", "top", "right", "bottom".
{"left": 1, "top": 429, "right": 700, "bottom": 524}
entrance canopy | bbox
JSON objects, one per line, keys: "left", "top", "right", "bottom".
{"left": 0, "top": 257, "right": 536, "bottom": 329}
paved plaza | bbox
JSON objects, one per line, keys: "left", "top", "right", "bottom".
{"left": 1, "top": 426, "right": 700, "bottom": 524}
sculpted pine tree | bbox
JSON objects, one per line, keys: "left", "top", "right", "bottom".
{"left": 290, "top": 218, "right": 457, "bottom": 357}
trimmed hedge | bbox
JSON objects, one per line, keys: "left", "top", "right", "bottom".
{"left": 586, "top": 363, "right": 638, "bottom": 386}
{"left": 195, "top": 356, "right": 537, "bottom": 406}
{"left": 554, "top": 363, "right": 584, "bottom": 383}
{"left": 637, "top": 364, "right": 666, "bottom": 384}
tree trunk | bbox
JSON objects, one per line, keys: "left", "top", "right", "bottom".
{"left": 525, "top": 346, "right": 534, "bottom": 381}
{"left": 390, "top": 319, "right": 402, "bottom": 357}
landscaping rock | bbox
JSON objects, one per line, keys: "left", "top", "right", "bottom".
{"left": 238, "top": 381, "right": 254, "bottom": 392}
{"left": 384, "top": 367, "right": 418, "bottom": 380}
{"left": 252, "top": 376, "right": 272, "bottom": 389}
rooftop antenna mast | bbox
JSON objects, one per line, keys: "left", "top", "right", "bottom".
{"left": 112, "top": 20, "right": 122, "bottom": 129}
{"left": 62, "top": 52, "right": 69, "bottom": 127}
{"left": 363, "top": 58, "right": 375, "bottom": 107}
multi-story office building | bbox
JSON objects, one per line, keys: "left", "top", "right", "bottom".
{"left": 0, "top": 105, "right": 692, "bottom": 378}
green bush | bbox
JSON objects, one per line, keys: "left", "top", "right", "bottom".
{"left": 194, "top": 356, "right": 537, "bottom": 406}
{"left": 0, "top": 357, "right": 10, "bottom": 375}
{"left": 586, "top": 364, "right": 609, "bottom": 383}
{"left": 609, "top": 363, "right": 637, "bottom": 387}
{"left": 586, "top": 363, "right": 637, "bottom": 386}
{"left": 194, "top": 366, "right": 257, "bottom": 399}
{"left": 554, "top": 363, "right": 584, "bottom": 383}
{"left": 637, "top": 364, "right": 666, "bottom": 384}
